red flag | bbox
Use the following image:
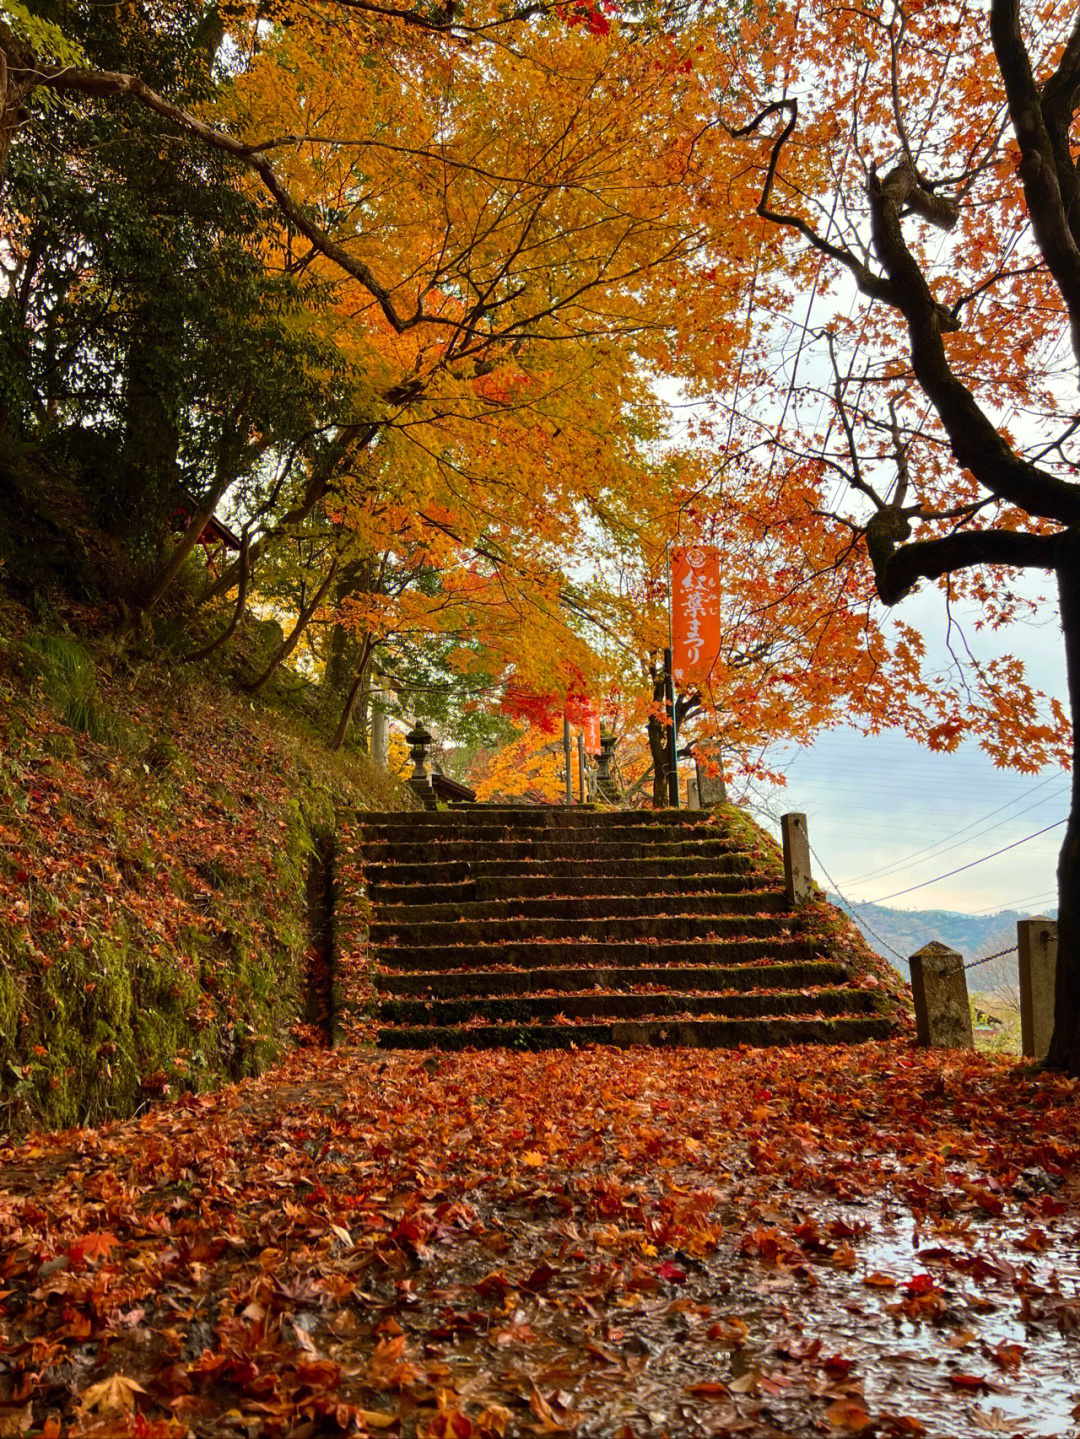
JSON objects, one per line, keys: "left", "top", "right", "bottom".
{"left": 671, "top": 545, "right": 720, "bottom": 686}
{"left": 584, "top": 710, "right": 602, "bottom": 755}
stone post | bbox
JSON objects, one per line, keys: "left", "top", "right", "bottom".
{"left": 1018, "top": 917, "right": 1058, "bottom": 1061}
{"left": 781, "top": 812, "right": 813, "bottom": 907}
{"left": 596, "top": 733, "right": 620, "bottom": 804}
{"left": 687, "top": 775, "right": 700, "bottom": 809}
{"left": 370, "top": 693, "right": 389, "bottom": 770}
{"left": 910, "top": 942, "right": 973, "bottom": 1049}
{"left": 695, "top": 758, "right": 727, "bottom": 807}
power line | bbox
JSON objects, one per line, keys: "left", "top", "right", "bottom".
{"left": 834, "top": 777, "right": 1067, "bottom": 888}
{"left": 740, "top": 782, "right": 909, "bottom": 964}
{"left": 963, "top": 888, "right": 1059, "bottom": 918}
{"left": 807, "top": 840, "right": 909, "bottom": 965}
{"left": 858, "top": 819, "right": 1067, "bottom": 907}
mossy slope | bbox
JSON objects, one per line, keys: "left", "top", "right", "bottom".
{"left": 0, "top": 602, "right": 407, "bottom": 1133}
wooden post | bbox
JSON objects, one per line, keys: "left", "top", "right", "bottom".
{"left": 910, "top": 942, "right": 973, "bottom": 1049}
{"left": 781, "top": 812, "right": 812, "bottom": 906}
{"left": 1018, "top": 917, "right": 1058, "bottom": 1060}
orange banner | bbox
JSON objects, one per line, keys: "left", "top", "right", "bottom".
{"left": 584, "top": 710, "right": 602, "bottom": 756}
{"left": 671, "top": 545, "right": 721, "bottom": 686}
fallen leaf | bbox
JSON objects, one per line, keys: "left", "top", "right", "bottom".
{"left": 78, "top": 1374, "right": 147, "bottom": 1414}
{"left": 824, "top": 1399, "right": 874, "bottom": 1432}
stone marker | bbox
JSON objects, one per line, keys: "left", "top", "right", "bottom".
{"left": 910, "top": 942, "right": 973, "bottom": 1049}
{"left": 781, "top": 812, "right": 813, "bottom": 907}
{"left": 1018, "top": 917, "right": 1059, "bottom": 1061}
{"left": 695, "top": 759, "right": 727, "bottom": 807}
{"left": 687, "top": 776, "right": 700, "bottom": 809}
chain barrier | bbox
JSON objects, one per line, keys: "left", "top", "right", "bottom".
{"left": 963, "top": 944, "right": 1018, "bottom": 971}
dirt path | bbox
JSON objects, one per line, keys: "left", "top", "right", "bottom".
{"left": 1, "top": 1042, "right": 1078, "bottom": 1438}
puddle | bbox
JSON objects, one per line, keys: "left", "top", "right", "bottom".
{"left": 386, "top": 1180, "right": 1080, "bottom": 1437}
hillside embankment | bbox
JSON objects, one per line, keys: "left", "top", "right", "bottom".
{"left": 0, "top": 598, "right": 412, "bottom": 1134}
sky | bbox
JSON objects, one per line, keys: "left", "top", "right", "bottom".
{"left": 726, "top": 579, "right": 1070, "bottom": 921}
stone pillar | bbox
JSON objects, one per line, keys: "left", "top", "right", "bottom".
{"left": 1018, "top": 917, "right": 1058, "bottom": 1061}
{"left": 695, "top": 758, "right": 727, "bottom": 807}
{"left": 781, "top": 812, "right": 813, "bottom": 907}
{"left": 687, "top": 775, "right": 700, "bottom": 809}
{"left": 910, "top": 942, "right": 973, "bottom": 1049}
{"left": 370, "top": 693, "right": 389, "bottom": 770}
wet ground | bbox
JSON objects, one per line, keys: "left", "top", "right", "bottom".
{"left": 0, "top": 1043, "right": 1078, "bottom": 1438}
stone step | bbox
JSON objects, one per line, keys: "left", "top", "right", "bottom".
{"left": 372, "top": 911, "right": 794, "bottom": 947}
{"left": 358, "top": 821, "right": 725, "bottom": 846}
{"left": 378, "top": 986, "right": 879, "bottom": 1028}
{"left": 356, "top": 808, "right": 713, "bottom": 828}
{"left": 362, "top": 854, "right": 757, "bottom": 886}
{"left": 371, "top": 891, "right": 788, "bottom": 924}
{"left": 368, "top": 872, "right": 774, "bottom": 905}
{"left": 375, "top": 935, "right": 817, "bottom": 972}
{"left": 377, "top": 958, "right": 849, "bottom": 997}
{"left": 354, "top": 802, "right": 894, "bottom": 1053}
{"left": 376, "top": 1014, "right": 895, "bottom": 1051}
{"left": 356, "top": 837, "right": 743, "bottom": 865}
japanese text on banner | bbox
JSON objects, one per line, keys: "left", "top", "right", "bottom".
{"left": 584, "top": 710, "right": 602, "bottom": 756}
{"left": 671, "top": 545, "right": 720, "bottom": 685}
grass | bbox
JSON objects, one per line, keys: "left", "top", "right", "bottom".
{"left": 971, "top": 986, "right": 1023, "bottom": 1056}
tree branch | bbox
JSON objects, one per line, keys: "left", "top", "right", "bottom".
{"left": 865, "top": 165, "right": 1080, "bottom": 525}
{"left": 35, "top": 67, "right": 426, "bottom": 334}
{"left": 990, "top": 0, "right": 1080, "bottom": 365}
{"left": 875, "top": 525, "right": 1058, "bottom": 605}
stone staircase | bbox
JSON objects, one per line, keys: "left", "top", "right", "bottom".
{"left": 359, "top": 806, "right": 896, "bottom": 1050}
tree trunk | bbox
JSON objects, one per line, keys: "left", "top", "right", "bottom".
{"left": 115, "top": 300, "right": 183, "bottom": 551}
{"left": 0, "top": 26, "right": 40, "bottom": 188}
{"left": 182, "top": 531, "right": 250, "bottom": 663}
{"left": 247, "top": 555, "right": 339, "bottom": 696}
{"left": 330, "top": 637, "right": 374, "bottom": 752}
{"left": 1046, "top": 527, "right": 1080, "bottom": 1070}
{"left": 139, "top": 473, "right": 231, "bottom": 614}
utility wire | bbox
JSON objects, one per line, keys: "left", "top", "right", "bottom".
{"left": 859, "top": 819, "right": 1067, "bottom": 906}
{"left": 964, "top": 888, "right": 1058, "bottom": 918}
{"left": 837, "top": 779, "right": 1068, "bottom": 888}
{"left": 834, "top": 777, "right": 1064, "bottom": 886}
{"left": 806, "top": 839, "right": 909, "bottom": 965}
{"left": 739, "top": 782, "right": 909, "bottom": 964}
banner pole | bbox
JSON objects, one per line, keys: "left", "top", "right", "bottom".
{"left": 562, "top": 716, "right": 573, "bottom": 806}
{"left": 665, "top": 545, "right": 680, "bottom": 810}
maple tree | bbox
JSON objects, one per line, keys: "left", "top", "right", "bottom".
{"left": 2, "top": 0, "right": 791, "bottom": 778}
{"left": 706, "top": 0, "right": 1080, "bottom": 1069}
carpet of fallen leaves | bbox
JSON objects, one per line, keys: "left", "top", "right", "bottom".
{"left": 2, "top": 1040, "right": 1079, "bottom": 1439}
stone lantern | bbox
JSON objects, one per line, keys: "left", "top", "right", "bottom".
{"left": 596, "top": 732, "right": 620, "bottom": 804}
{"left": 405, "top": 721, "right": 434, "bottom": 805}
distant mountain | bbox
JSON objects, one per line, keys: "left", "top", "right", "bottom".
{"left": 827, "top": 896, "right": 1058, "bottom": 995}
